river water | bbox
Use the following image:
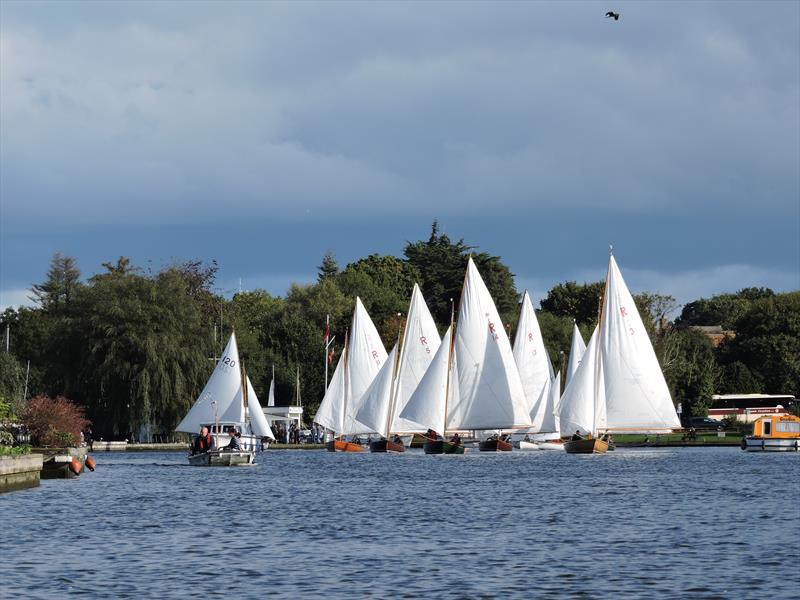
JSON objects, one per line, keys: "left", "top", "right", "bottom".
{"left": 2, "top": 447, "right": 798, "bottom": 599}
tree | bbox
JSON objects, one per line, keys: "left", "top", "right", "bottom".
{"left": 317, "top": 251, "right": 339, "bottom": 282}
{"left": 30, "top": 252, "right": 83, "bottom": 311}
{"left": 658, "top": 328, "right": 719, "bottom": 418}
{"left": 539, "top": 281, "right": 605, "bottom": 326}
{"left": 404, "top": 221, "right": 518, "bottom": 326}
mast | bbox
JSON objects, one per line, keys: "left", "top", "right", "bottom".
{"left": 339, "top": 329, "right": 349, "bottom": 438}
{"left": 383, "top": 313, "right": 405, "bottom": 439}
{"left": 442, "top": 298, "right": 456, "bottom": 436}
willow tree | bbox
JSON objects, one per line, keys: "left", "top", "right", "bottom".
{"left": 78, "top": 264, "right": 211, "bottom": 439}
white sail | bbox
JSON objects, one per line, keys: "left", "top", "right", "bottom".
{"left": 246, "top": 376, "right": 275, "bottom": 439}
{"left": 400, "top": 326, "right": 457, "bottom": 434}
{"left": 566, "top": 322, "right": 586, "bottom": 388}
{"left": 341, "top": 297, "right": 388, "bottom": 435}
{"left": 176, "top": 332, "right": 242, "bottom": 433}
{"left": 557, "top": 326, "right": 601, "bottom": 436}
{"left": 449, "top": 258, "right": 531, "bottom": 430}
{"left": 354, "top": 344, "right": 398, "bottom": 438}
{"left": 267, "top": 366, "right": 275, "bottom": 407}
{"left": 314, "top": 350, "right": 347, "bottom": 433}
{"left": 390, "top": 284, "right": 441, "bottom": 434}
{"left": 513, "top": 290, "right": 554, "bottom": 430}
{"left": 600, "top": 255, "right": 680, "bottom": 431}
{"left": 549, "top": 372, "right": 562, "bottom": 436}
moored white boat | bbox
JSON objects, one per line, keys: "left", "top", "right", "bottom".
{"left": 742, "top": 415, "right": 800, "bottom": 452}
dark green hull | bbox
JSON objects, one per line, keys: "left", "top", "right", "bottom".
{"left": 423, "top": 440, "right": 465, "bottom": 455}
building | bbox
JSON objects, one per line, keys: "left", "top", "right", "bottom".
{"left": 708, "top": 394, "right": 796, "bottom": 423}
{"left": 690, "top": 325, "right": 736, "bottom": 347}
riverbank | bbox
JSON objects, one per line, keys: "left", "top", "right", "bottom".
{"left": 613, "top": 433, "right": 742, "bottom": 448}
{"left": 92, "top": 442, "right": 326, "bottom": 452}
{"left": 0, "top": 454, "right": 43, "bottom": 493}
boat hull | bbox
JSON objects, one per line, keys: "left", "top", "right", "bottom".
{"left": 518, "top": 440, "right": 563, "bottom": 451}
{"left": 742, "top": 437, "right": 800, "bottom": 452}
{"left": 479, "top": 438, "right": 513, "bottom": 452}
{"left": 564, "top": 438, "right": 609, "bottom": 454}
{"left": 326, "top": 439, "right": 364, "bottom": 453}
{"left": 369, "top": 439, "right": 405, "bottom": 453}
{"left": 423, "top": 440, "right": 465, "bottom": 455}
{"left": 188, "top": 450, "right": 255, "bottom": 466}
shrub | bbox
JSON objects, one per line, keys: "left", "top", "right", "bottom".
{"left": 22, "top": 395, "right": 90, "bottom": 447}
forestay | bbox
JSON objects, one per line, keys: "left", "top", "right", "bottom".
{"left": 449, "top": 258, "right": 531, "bottom": 430}
{"left": 400, "top": 326, "right": 457, "bottom": 434}
{"left": 176, "top": 332, "right": 242, "bottom": 433}
{"left": 354, "top": 344, "right": 398, "bottom": 438}
{"left": 314, "top": 350, "right": 347, "bottom": 434}
{"left": 566, "top": 322, "right": 586, "bottom": 388}
{"left": 247, "top": 376, "right": 275, "bottom": 439}
{"left": 557, "top": 327, "right": 603, "bottom": 436}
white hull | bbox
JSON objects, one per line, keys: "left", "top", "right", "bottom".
{"left": 188, "top": 449, "right": 256, "bottom": 466}
{"left": 743, "top": 438, "right": 800, "bottom": 452}
{"left": 518, "top": 440, "right": 564, "bottom": 451}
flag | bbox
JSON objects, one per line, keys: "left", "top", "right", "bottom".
{"left": 323, "top": 314, "right": 330, "bottom": 346}
{"left": 327, "top": 347, "right": 335, "bottom": 364}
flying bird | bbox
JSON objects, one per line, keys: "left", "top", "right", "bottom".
{"left": 605, "top": 11, "right": 620, "bottom": 20}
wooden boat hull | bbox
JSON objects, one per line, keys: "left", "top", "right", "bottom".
{"left": 479, "top": 438, "right": 513, "bottom": 452}
{"left": 34, "top": 447, "right": 88, "bottom": 479}
{"left": 742, "top": 437, "right": 800, "bottom": 452}
{"left": 423, "top": 440, "right": 465, "bottom": 455}
{"left": 188, "top": 450, "right": 255, "bottom": 466}
{"left": 369, "top": 439, "right": 405, "bottom": 453}
{"left": 326, "top": 439, "right": 363, "bottom": 453}
{"left": 564, "top": 438, "right": 609, "bottom": 454}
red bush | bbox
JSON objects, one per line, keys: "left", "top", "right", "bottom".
{"left": 23, "top": 395, "right": 90, "bottom": 447}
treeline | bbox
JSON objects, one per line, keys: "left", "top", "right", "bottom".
{"left": 1, "top": 223, "right": 797, "bottom": 439}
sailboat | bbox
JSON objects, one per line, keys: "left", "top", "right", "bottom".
{"left": 355, "top": 284, "right": 441, "bottom": 453}
{"left": 565, "top": 321, "right": 586, "bottom": 388}
{"left": 177, "top": 332, "right": 275, "bottom": 466}
{"left": 557, "top": 251, "right": 681, "bottom": 454}
{"left": 401, "top": 257, "right": 532, "bottom": 453}
{"left": 313, "top": 297, "right": 388, "bottom": 452}
{"left": 512, "top": 290, "right": 559, "bottom": 447}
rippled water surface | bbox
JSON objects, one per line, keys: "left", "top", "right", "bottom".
{"left": 2, "top": 447, "right": 798, "bottom": 599}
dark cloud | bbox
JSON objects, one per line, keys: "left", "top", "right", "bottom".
{"left": 1, "top": 1, "right": 798, "bottom": 305}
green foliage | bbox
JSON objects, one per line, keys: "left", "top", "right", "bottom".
{"left": 317, "top": 251, "right": 339, "bottom": 282}
{"left": 404, "top": 221, "right": 518, "bottom": 326}
{"left": 0, "top": 430, "right": 13, "bottom": 446}
{"left": 658, "top": 328, "right": 719, "bottom": 418}
{"left": 0, "top": 353, "right": 24, "bottom": 410}
{"left": 30, "top": 252, "right": 84, "bottom": 311}
{"left": 676, "top": 288, "right": 774, "bottom": 329}
{"left": 539, "top": 281, "right": 604, "bottom": 327}
{"left": 0, "top": 445, "right": 31, "bottom": 457}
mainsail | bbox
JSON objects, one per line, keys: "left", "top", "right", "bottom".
{"left": 176, "top": 332, "right": 242, "bottom": 434}
{"left": 267, "top": 365, "right": 276, "bottom": 407}
{"left": 600, "top": 255, "right": 680, "bottom": 431}
{"left": 513, "top": 290, "right": 555, "bottom": 431}
{"left": 557, "top": 253, "right": 680, "bottom": 435}
{"left": 341, "top": 297, "right": 388, "bottom": 435}
{"left": 566, "top": 322, "right": 586, "bottom": 388}
{"left": 448, "top": 258, "right": 531, "bottom": 430}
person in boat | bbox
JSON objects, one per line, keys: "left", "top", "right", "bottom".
{"left": 192, "top": 426, "right": 214, "bottom": 455}
{"left": 425, "top": 429, "right": 440, "bottom": 441}
{"left": 392, "top": 434, "right": 403, "bottom": 445}
{"left": 226, "top": 428, "right": 242, "bottom": 451}
{"left": 449, "top": 432, "right": 462, "bottom": 446}
{"left": 571, "top": 430, "right": 583, "bottom": 441}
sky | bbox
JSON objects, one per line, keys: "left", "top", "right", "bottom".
{"left": 1, "top": 0, "right": 798, "bottom": 311}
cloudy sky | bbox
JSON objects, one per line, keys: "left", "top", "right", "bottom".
{"left": 1, "top": 0, "right": 798, "bottom": 310}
